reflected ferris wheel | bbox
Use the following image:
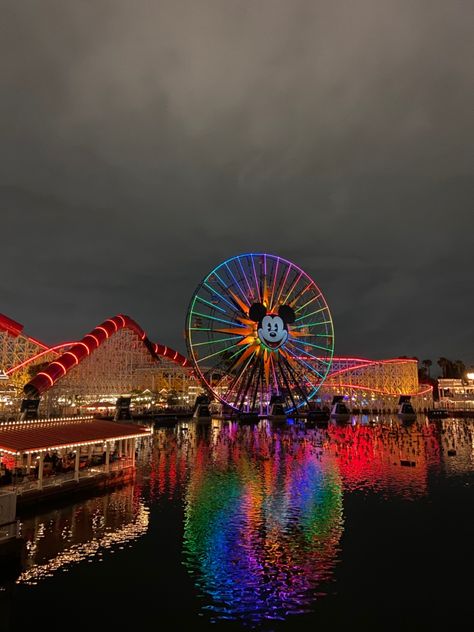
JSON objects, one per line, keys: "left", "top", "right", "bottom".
{"left": 185, "top": 253, "right": 334, "bottom": 414}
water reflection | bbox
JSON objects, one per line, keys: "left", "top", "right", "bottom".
{"left": 4, "top": 416, "right": 473, "bottom": 628}
{"left": 17, "top": 485, "right": 149, "bottom": 586}
{"left": 148, "top": 417, "right": 474, "bottom": 624}
{"left": 181, "top": 422, "right": 343, "bottom": 623}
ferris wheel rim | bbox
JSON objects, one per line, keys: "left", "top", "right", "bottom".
{"left": 185, "top": 253, "right": 335, "bottom": 413}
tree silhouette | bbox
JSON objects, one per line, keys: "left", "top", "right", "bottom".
{"left": 422, "top": 359, "right": 432, "bottom": 378}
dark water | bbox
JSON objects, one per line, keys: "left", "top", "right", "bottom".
{"left": 1, "top": 417, "right": 473, "bottom": 631}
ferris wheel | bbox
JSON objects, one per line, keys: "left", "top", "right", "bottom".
{"left": 185, "top": 253, "right": 334, "bottom": 414}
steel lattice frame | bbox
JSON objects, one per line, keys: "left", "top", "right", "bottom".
{"left": 319, "top": 358, "right": 432, "bottom": 410}
{"left": 0, "top": 330, "right": 60, "bottom": 414}
{"left": 42, "top": 329, "right": 196, "bottom": 411}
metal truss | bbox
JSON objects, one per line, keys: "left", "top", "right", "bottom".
{"left": 41, "top": 329, "right": 195, "bottom": 412}
{"left": 319, "top": 358, "right": 432, "bottom": 410}
{"left": 0, "top": 331, "right": 59, "bottom": 415}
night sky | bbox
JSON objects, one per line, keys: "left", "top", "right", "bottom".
{"left": 1, "top": 1, "right": 472, "bottom": 364}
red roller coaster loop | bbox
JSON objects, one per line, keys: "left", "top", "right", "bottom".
{"left": 23, "top": 314, "right": 191, "bottom": 398}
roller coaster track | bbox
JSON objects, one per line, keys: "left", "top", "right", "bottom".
{"left": 23, "top": 314, "right": 191, "bottom": 398}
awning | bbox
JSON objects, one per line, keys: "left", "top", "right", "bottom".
{"left": 0, "top": 418, "right": 151, "bottom": 455}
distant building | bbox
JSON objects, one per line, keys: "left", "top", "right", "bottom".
{"left": 438, "top": 377, "right": 474, "bottom": 410}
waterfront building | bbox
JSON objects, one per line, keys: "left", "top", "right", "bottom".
{"left": 438, "top": 377, "right": 474, "bottom": 410}
{"left": 0, "top": 417, "right": 151, "bottom": 504}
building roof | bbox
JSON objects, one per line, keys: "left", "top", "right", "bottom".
{"left": 0, "top": 418, "right": 151, "bottom": 455}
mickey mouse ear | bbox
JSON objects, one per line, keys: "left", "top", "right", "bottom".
{"left": 249, "top": 303, "right": 267, "bottom": 322}
{"left": 278, "top": 304, "right": 295, "bottom": 324}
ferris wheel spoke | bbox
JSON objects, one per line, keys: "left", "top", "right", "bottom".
{"left": 284, "top": 343, "right": 326, "bottom": 380}
{"left": 294, "top": 307, "right": 327, "bottom": 322}
{"left": 269, "top": 354, "right": 280, "bottom": 396}
{"left": 225, "top": 262, "right": 250, "bottom": 307}
{"left": 251, "top": 256, "right": 262, "bottom": 303}
{"left": 236, "top": 256, "right": 255, "bottom": 301}
{"left": 291, "top": 320, "right": 332, "bottom": 330}
{"left": 191, "top": 335, "right": 243, "bottom": 347}
{"left": 288, "top": 281, "right": 313, "bottom": 309}
{"left": 194, "top": 294, "right": 228, "bottom": 314}
{"left": 253, "top": 358, "right": 265, "bottom": 412}
{"left": 213, "top": 346, "right": 255, "bottom": 390}
{"left": 280, "top": 353, "right": 311, "bottom": 406}
{"left": 269, "top": 257, "right": 280, "bottom": 311}
{"left": 203, "top": 282, "right": 243, "bottom": 314}
{"left": 294, "top": 294, "right": 322, "bottom": 314}
{"left": 190, "top": 310, "right": 247, "bottom": 329}
{"left": 234, "top": 353, "right": 261, "bottom": 411}
{"left": 283, "top": 270, "right": 303, "bottom": 305}
{"left": 274, "top": 264, "right": 292, "bottom": 308}
{"left": 288, "top": 337, "right": 333, "bottom": 354}
{"left": 277, "top": 357, "right": 298, "bottom": 412}
{"left": 195, "top": 339, "right": 247, "bottom": 364}
{"left": 282, "top": 349, "right": 321, "bottom": 392}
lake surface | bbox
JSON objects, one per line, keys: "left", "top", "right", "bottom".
{"left": 1, "top": 416, "right": 473, "bottom": 631}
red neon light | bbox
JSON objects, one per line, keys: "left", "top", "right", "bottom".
{"left": 63, "top": 351, "right": 79, "bottom": 366}
{"left": 76, "top": 342, "right": 91, "bottom": 355}
{"left": 23, "top": 313, "right": 193, "bottom": 396}
{"left": 329, "top": 383, "right": 432, "bottom": 397}
{"left": 26, "top": 336, "right": 51, "bottom": 351}
{"left": 37, "top": 372, "right": 54, "bottom": 387}
{"left": 50, "top": 361, "right": 66, "bottom": 376}
{"left": 6, "top": 342, "right": 77, "bottom": 375}
{"left": 106, "top": 318, "right": 118, "bottom": 332}
{"left": 84, "top": 334, "right": 100, "bottom": 348}
{"left": 0, "top": 313, "right": 23, "bottom": 337}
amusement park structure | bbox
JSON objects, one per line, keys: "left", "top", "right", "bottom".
{"left": 0, "top": 253, "right": 432, "bottom": 418}
{"left": 0, "top": 312, "right": 198, "bottom": 418}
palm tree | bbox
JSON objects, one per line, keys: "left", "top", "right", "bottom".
{"left": 437, "top": 357, "right": 449, "bottom": 378}
{"left": 455, "top": 360, "right": 466, "bottom": 379}
{"left": 422, "top": 359, "right": 432, "bottom": 378}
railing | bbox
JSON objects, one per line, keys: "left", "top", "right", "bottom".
{"left": 11, "top": 458, "right": 134, "bottom": 495}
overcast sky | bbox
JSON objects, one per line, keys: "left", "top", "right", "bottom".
{"left": 1, "top": 0, "right": 472, "bottom": 364}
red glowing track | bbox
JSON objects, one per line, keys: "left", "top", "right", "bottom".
{"left": 5, "top": 343, "right": 78, "bottom": 376}
{"left": 23, "top": 314, "right": 191, "bottom": 398}
{"left": 2, "top": 311, "right": 430, "bottom": 399}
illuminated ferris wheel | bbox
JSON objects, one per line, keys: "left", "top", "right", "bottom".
{"left": 185, "top": 253, "right": 334, "bottom": 414}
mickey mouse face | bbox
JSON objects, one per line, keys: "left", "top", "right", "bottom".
{"left": 259, "top": 314, "right": 288, "bottom": 348}
{"left": 249, "top": 303, "right": 295, "bottom": 351}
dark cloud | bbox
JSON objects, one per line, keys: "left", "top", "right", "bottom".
{"left": 1, "top": 0, "right": 472, "bottom": 364}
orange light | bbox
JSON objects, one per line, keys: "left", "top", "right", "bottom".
{"left": 96, "top": 326, "right": 109, "bottom": 338}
